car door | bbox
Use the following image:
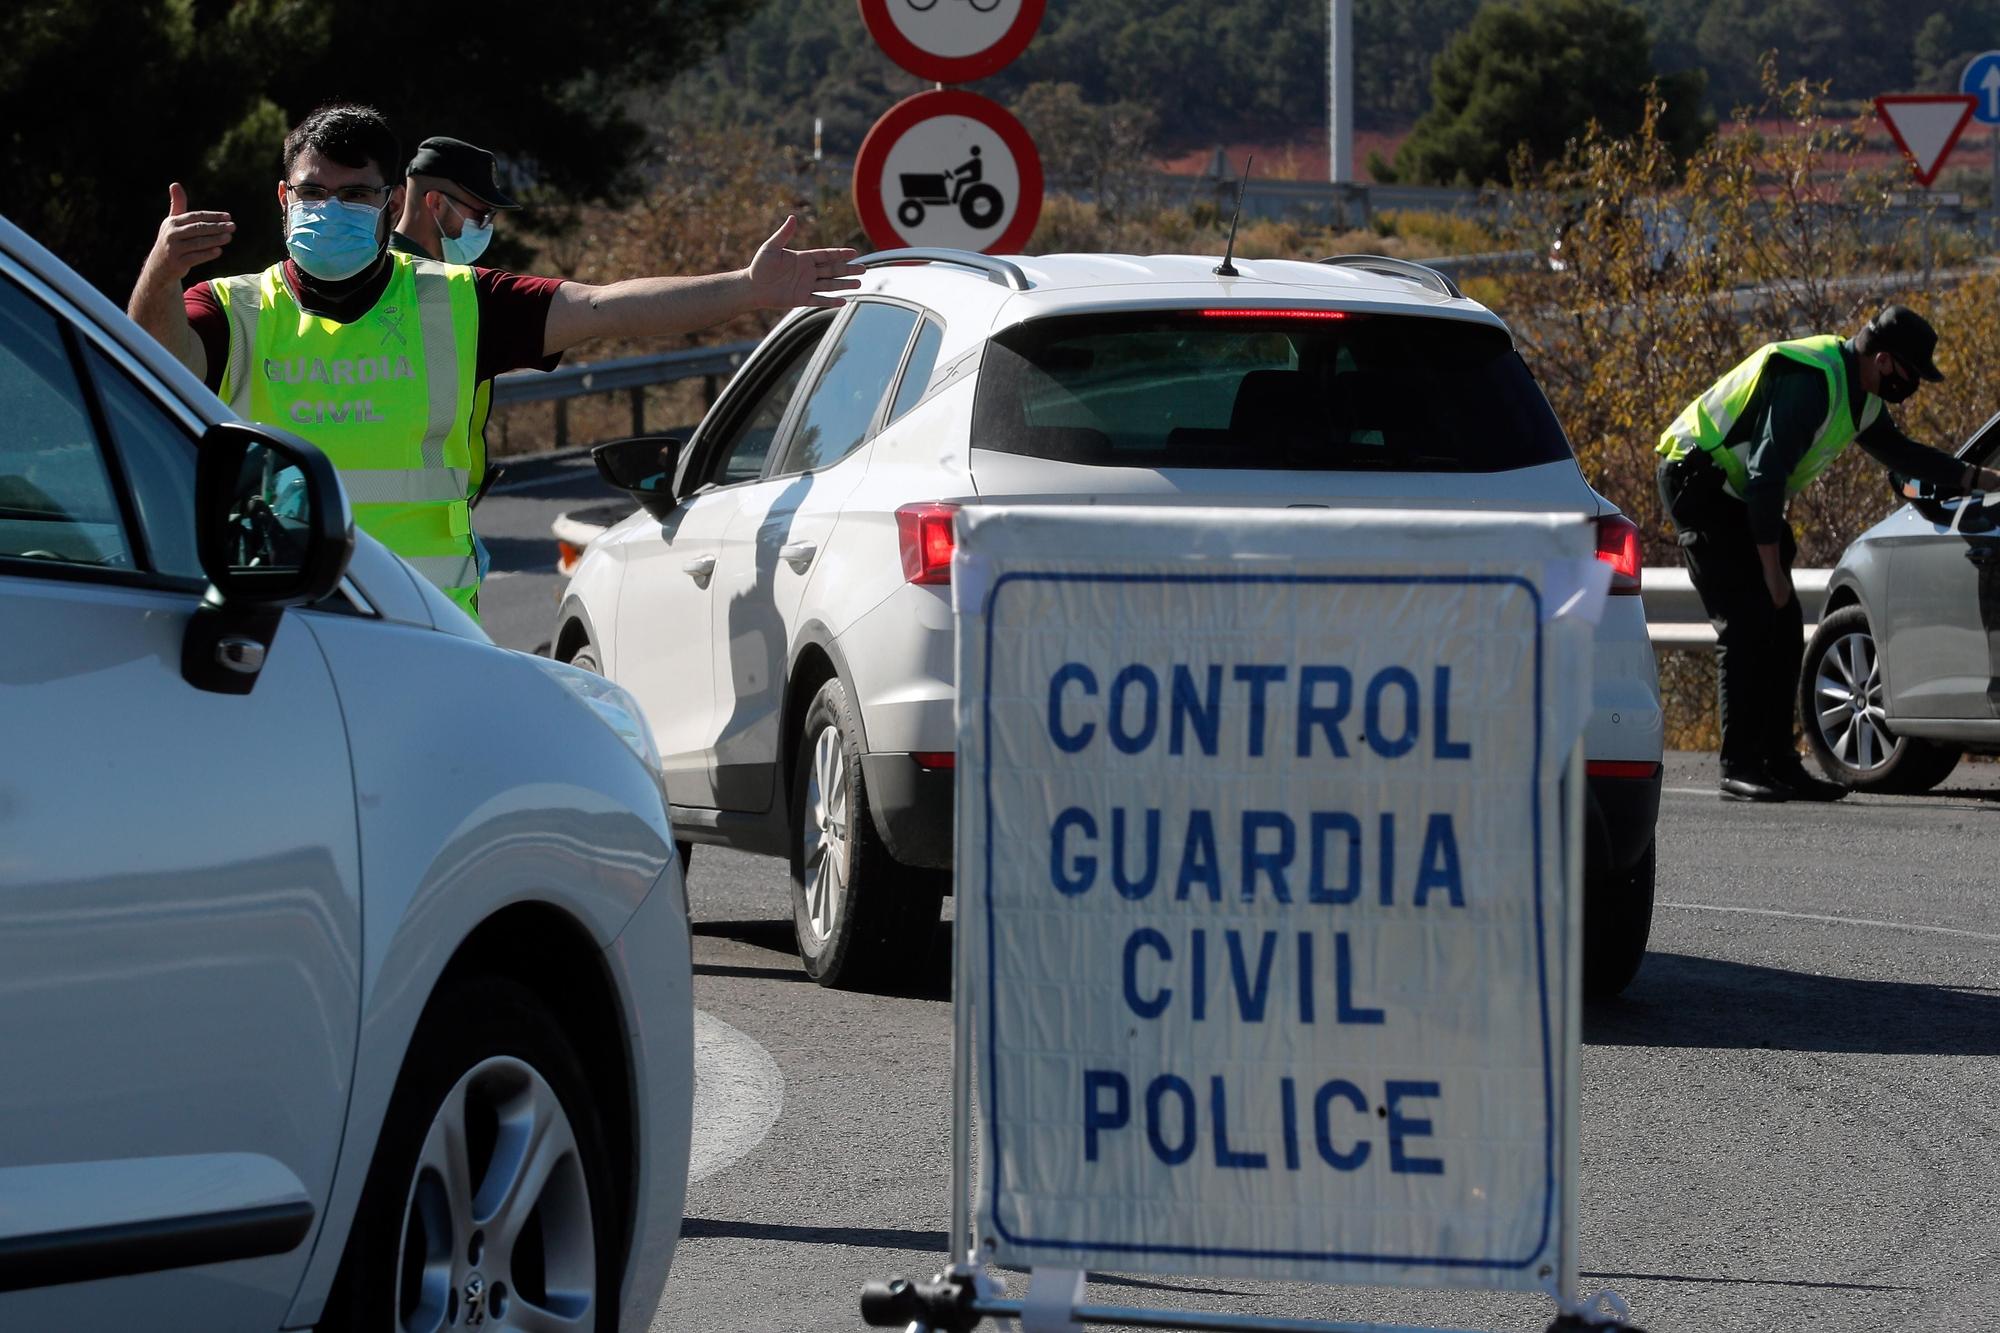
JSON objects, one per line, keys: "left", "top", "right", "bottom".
{"left": 613, "top": 311, "right": 835, "bottom": 808}
{"left": 708, "top": 302, "right": 933, "bottom": 812}
{"left": 1882, "top": 487, "right": 2000, "bottom": 719}
{"left": 0, "top": 265, "right": 361, "bottom": 1328}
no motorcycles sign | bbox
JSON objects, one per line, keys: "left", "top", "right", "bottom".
{"left": 852, "top": 90, "right": 1043, "bottom": 254}
{"left": 857, "top": 0, "right": 1047, "bottom": 84}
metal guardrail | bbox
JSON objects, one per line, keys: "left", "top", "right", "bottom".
{"left": 1643, "top": 566, "right": 1830, "bottom": 648}
{"left": 490, "top": 340, "right": 759, "bottom": 447}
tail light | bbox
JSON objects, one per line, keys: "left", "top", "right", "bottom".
{"left": 1198, "top": 308, "right": 1351, "bottom": 320}
{"left": 897, "top": 502, "right": 959, "bottom": 585}
{"left": 1595, "top": 513, "right": 1642, "bottom": 594}
{"left": 1585, "top": 759, "right": 1661, "bottom": 780}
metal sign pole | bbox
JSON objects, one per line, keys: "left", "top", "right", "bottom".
{"left": 1990, "top": 125, "right": 1998, "bottom": 240}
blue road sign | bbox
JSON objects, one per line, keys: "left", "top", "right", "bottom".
{"left": 1960, "top": 51, "right": 2000, "bottom": 125}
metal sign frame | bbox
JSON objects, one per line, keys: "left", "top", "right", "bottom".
{"left": 933, "top": 516, "right": 1613, "bottom": 1333}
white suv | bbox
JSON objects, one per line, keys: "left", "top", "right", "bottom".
{"left": 557, "top": 249, "right": 1664, "bottom": 994}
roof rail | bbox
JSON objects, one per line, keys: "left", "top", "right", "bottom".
{"left": 1315, "top": 254, "right": 1462, "bottom": 300}
{"left": 856, "top": 247, "right": 1031, "bottom": 292}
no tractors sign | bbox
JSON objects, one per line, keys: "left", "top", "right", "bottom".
{"left": 852, "top": 89, "right": 1043, "bottom": 254}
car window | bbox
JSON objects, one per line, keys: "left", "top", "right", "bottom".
{"left": 777, "top": 302, "right": 921, "bottom": 474}
{"left": 0, "top": 277, "right": 134, "bottom": 570}
{"left": 705, "top": 318, "right": 831, "bottom": 488}
{"left": 84, "top": 344, "right": 201, "bottom": 580}
{"left": 972, "top": 311, "right": 1575, "bottom": 473}
{"left": 887, "top": 317, "right": 944, "bottom": 425}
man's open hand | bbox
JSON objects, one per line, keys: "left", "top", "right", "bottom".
{"left": 746, "top": 216, "right": 862, "bottom": 311}
{"left": 147, "top": 182, "right": 235, "bottom": 283}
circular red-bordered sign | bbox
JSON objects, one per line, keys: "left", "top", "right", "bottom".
{"left": 858, "top": 0, "right": 1046, "bottom": 85}
{"left": 853, "top": 90, "right": 1043, "bottom": 254}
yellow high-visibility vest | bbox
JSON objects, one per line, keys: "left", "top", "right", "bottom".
{"left": 1657, "top": 334, "right": 1881, "bottom": 500}
{"left": 212, "top": 253, "right": 484, "bottom": 615}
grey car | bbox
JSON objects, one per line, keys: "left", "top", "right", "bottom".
{"left": 1801, "top": 411, "right": 2000, "bottom": 793}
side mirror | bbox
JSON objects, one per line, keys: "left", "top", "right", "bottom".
{"left": 182, "top": 421, "right": 355, "bottom": 695}
{"left": 593, "top": 434, "right": 686, "bottom": 522}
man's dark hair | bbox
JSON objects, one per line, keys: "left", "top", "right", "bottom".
{"left": 282, "top": 103, "right": 401, "bottom": 182}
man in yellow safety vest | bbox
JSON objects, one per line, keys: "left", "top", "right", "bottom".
{"left": 1657, "top": 306, "right": 2000, "bottom": 803}
{"left": 127, "top": 102, "right": 859, "bottom": 618}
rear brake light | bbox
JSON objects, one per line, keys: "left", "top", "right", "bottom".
{"left": 1595, "top": 513, "right": 1642, "bottom": 594}
{"left": 896, "top": 502, "right": 959, "bottom": 585}
{"left": 1198, "top": 308, "right": 1350, "bottom": 320}
{"left": 912, "top": 751, "right": 956, "bottom": 770}
{"left": 1586, "top": 760, "right": 1662, "bottom": 780}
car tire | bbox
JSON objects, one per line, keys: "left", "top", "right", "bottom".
{"left": 1800, "top": 605, "right": 1960, "bottom": 794}
{"left": 1582, "top": 837, "right": 1653, "bottom": 998}
{"left": 319, "top": 976, "right": 620, "bottom": 1333}
{"left": 790, "top": 677, "right": 944, "bottom": 989}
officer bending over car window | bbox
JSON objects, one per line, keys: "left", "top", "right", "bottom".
{"left": 1657, "top": 305, "right": 2000, "bottom": 804}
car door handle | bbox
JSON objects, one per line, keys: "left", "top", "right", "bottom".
{"left": 682, "top": 554, "right": 716, "bottom": 585}
{"left": 779, "top": 541, "right": 818, "bottom": 572}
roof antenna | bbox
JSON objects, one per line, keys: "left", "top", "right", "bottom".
{"left": 1214, "top": 155, "right": 1252, "bottom": 278}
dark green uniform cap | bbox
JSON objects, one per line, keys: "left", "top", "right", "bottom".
{"left": 1866, "top": 305, "right": 1944, "bottom": 382}
{"left": 405, "top": 136, "right": 520, "bottom": 210}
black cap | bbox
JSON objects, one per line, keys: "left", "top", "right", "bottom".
{"left": 405, "top": 136, "right": 520, "bottom": 209}
{"left": 1864, "top": 305, "right": 1944, "bottom": 382}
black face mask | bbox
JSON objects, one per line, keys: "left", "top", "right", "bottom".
{"left": 1878, "top": 368, "right": 1918, "bottom": 403}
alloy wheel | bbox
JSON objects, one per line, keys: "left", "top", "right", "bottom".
{"left": 799, "top": 723, "right": 851, "bottom": 950}
{"left": 395, "top": 1055, "right": 596, "bottom": 1332}
{"left": 1812, "top": 629, "right": 1895, "bottom": 775}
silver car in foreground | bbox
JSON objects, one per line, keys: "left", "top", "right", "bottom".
{"left": 0, "top": 214, "right": 691, "bottom": 1330}
{"left": 1802, "top": 411, "right": 2000, "bottom": 793}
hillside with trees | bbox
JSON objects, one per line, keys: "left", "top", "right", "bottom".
{"left": 659, "top": 0, "right": 2000, "bottom": 165}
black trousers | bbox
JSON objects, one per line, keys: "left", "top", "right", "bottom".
{"left": 1657, "top": 453, "right": 1802, "bottom": 775}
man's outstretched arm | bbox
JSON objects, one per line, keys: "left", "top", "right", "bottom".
{"left": 127, "top": 182, "right": 236, "bottom": 379}
{"left": 542, "top": 215, "right": 861, "bottom": 358}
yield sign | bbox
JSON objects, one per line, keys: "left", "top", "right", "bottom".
{"left": 1875, "top": 94, "right": 1977, "bottom": 187}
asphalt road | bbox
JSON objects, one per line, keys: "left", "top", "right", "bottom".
{"left": 477, "top": 460, "right": 2000, "bottom": 1333}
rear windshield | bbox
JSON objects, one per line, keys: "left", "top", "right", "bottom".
{"left": 972, "top": 311, "right": 1573, "bottom": 472}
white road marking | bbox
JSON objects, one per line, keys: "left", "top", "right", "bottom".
{"left": 1663, "top": 785, "right": 1713, "bottom": 796}
{"left": 689, "top": 1009, "right": 784, "bottom": 1184}
{"left": 1659, "top": 900, "right": 2000, "bottom": 946}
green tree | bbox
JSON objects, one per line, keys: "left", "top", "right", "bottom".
{"left": 1387, "top": 0, "right": 1711, "bottom": 186}
{"left": 0, "top": 0, "right": 753, "bottom": 298}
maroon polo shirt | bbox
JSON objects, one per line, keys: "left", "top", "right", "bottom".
{"left": 183, "top": 256, "right": 566, "bottom": 395}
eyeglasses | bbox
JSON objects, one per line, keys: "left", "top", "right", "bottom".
{"left": 286, "top": 181, "right": 391, "bottom": 207}
{"left": 441, "top": 193, "right": 498, "bottom": 228}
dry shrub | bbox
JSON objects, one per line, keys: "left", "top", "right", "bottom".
{"left": 488, "top": 129, "right": 853, "bottom": 458}
{"left": 488, "top": 138, "right": 1516, "bottom": 458}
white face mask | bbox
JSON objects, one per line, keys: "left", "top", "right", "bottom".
{"left": 437, "top": 196, "right": 494, "bottom": 265}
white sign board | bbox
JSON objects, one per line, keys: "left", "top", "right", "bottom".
{"left": 954, "top": 506, "right": 1602, "bottom": 1295}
